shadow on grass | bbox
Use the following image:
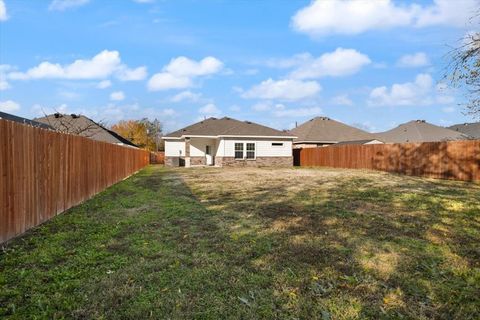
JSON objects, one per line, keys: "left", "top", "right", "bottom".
{"left": 1, "top": 166, "right": 479, "bottom": 319}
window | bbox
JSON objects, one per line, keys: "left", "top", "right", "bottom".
{"left": 272, "top": 142, "right": 283, "bottom": 147}
{"left": 235, "top": 143, "right": 244, "bottom": 159}
{"left": 246, "top": 143, "right": 255, "bottom": 159}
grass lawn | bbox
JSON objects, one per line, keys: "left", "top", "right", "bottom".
{"left": 1, "top": 165, "right": 480, "bottom": 319}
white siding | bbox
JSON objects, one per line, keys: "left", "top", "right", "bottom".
{"left": 164, "top": 140, "right": 185, "bottom": 157}
{"left": 190, "top": 138, "right": 217, "bottom": 156}
{"left": 220, "top": 138, "right": 292, "bottom": 157}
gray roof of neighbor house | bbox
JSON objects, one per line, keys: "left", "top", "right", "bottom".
{"left": 35, "top": 113, "right": 138, "bottom": 147}
{"left": 0, "top": 111, "right": 54, "bottom": 130}
{"left": 449, "top": 122, "right": 480, "bottom": 139}
{"left": 164, "top": 117, "right": 294, "bottom": 138}
{"left": 289, "top": 117, "right": 376, "bottom": 143}
{"left": 335, "top": 139, "right": 383, "bottom": 146}
{"left": 375, "top": 120, "right": 471, "bottom": 143}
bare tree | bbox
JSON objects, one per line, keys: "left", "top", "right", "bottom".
{"left": 444, "top": 13, "right": 480, "bottom": 118}
{"left": 41, "top": 111, "right": 107, "bottom": 138}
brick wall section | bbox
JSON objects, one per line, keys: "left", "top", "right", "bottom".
{"left": 165, "top": 156, "right": 186, "bottom": 167}
{"left": 190, "top": 156, "right": 206, "bottom": 165}
{"left": 216, "top": 156, "right": 292, "bottom": 167}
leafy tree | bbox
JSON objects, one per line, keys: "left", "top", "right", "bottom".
{"left": 111, "top": 119, "right": 163, "bottom": 151}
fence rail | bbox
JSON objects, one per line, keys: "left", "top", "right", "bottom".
{"left": 0, "top": 119, "right": 150, "bottom": 243}
{"left": 293, "top": 140, "right": 480, "bottom": 181}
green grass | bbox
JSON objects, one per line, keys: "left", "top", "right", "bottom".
{"left": 1, "top": 165, "right": 479, "bottom": 319}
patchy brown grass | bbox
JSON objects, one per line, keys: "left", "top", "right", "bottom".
{"left": 1, "top": 166, "right": 479, "bottom": 319}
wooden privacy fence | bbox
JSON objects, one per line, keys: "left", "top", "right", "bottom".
{"left": 0, "top": 119, "right": 150, "bottom": 243}
{"left": 293, "top": 140, "right": 480, "bottom": 181}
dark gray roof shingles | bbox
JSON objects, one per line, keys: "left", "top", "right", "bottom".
{"left": 449, "top": 122, "right": 480, "bottom": 139}
{"left": 375, "top": 120, "right": 471, "bottom": 143}
{"left": 165, "top": 117, "right": 294, "bottom": 138}
{"left": 289, "top": 117, "right": 376, "bottom": 143}
{"left": 35, "top": 114, "right": 137, "bottom": 147}
{"left": 0, "top": 111, "right": 54, "bottom": 130}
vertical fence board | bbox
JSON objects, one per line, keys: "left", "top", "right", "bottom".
{"left": 0, "top": 119, "right": 150, "bottom": 243}
{"left": 294, "top": 140, "right": 480, "bottom": 182}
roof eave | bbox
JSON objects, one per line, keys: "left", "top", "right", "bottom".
{"left": 163, "top": 134, "right": 296, "bottom": 139}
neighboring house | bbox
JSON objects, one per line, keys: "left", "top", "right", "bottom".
{"left": 162, "top": 117, "right": 295, "bottom": 167}
{"left": 449, "top": 122, "right": 480, "bottom": 139}
{"left": 289, "top": 117, "right": 378, "bottom": 148}
{"left": 376, "top": 120, "right": 471, "bottom": 143}
{"left": 0, "top": 111, "right": 54, "bottom": 130}
{"left": 35, "top": 113, "right": 138, "bottom": 147}
{"left": 335, "top": 139, "right": 384, "bottom": 146}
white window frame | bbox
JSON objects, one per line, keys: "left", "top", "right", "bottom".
{"left": 234, "top": 142, "right": 256, "bottom": 160}
{"left": 245, "top": 142, "right": 256, "bottom": 160}
{"left": 234, "top": 142, "right": 244, "bottom": 160}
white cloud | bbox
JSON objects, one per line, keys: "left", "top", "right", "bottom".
{"left": 110, "top": 91, "right": 125, "bottom": 101}
{"left": 170, "top": 90, "right": 202, "bottom": 103}
{"left": 148, "top": 73, "right": 191, "bottom": 91}
{"left": 368, "top": 73, "right": 434, "bottom": 106}
{"left": 331, "top": 94, "right": 354, "bottom": 106}
{"left": 289, "top": 48, "right": 371, "bottom": 79}
{"left": 164, "top": 56, "right": 223, "bottom": 77}
{"left": 397, "top": 52, "right": 430, "bottom": 67}
{"left": 116, "top": 66, "right": 147, "bottom": 81}
{"left": 0, "top": 79, "right": 9, "bottom": 90}
{"left": 0, "top": 100, "right": 20, "bottom": 112}
{"left": 273, "top": 106, "right": 322, "bottom": 118}
{"left": 291, "top": 0, "right": 478, "bottom": 37}
{"left": 415, "top": 0, "right": 478, "bottom": 28}
{"left": 148, "top": 56, "right": 223, "bottom": 91}
{"left": 0, "top": 64, "right": 12, "bottom": 90}
{"left": 251, "top": 102, "right": 273, "bottom": 112}
{"left": 198, "top": 103, "right": 222, "bottom": 118}
{"left": 97, "top": 80, "right": 111, "bottom": 89}
{"left": 49, "top": 0, "right": 90, "bottom": 11}
{"left": 242, "top": 78, "right": 321, "bottom": 101}
{"left": 8, "top": 50, "right": 146, "bottom": 81}
{"left": 0, "top": 0, "right": 8, "bottom": 21}
{"left": 133, "top": 0, "right": 154, "bottom": 3}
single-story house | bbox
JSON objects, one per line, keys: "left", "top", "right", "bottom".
{"left": 375, "top": 120, "right": 471, "bottom": 143}
{"left": 289, "top": 116, "right": 379, "bottom": 148}
{"left": 163, "top": 117, "right": 295, "bottom": 167}
{"left": 35, "top": 113, "right": 138, "bottom": 147}
{"left": 449, "top": 122, "right": 480, "bottom": 139}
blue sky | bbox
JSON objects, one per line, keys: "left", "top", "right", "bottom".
{"left": 0, "top": 0, "right": 478, "bottom": 133}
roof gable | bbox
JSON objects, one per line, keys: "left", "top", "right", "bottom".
{"left": 289, "top": 117, "right": 375, "bottom": 143}
{"left": 165, "top": 117, "right": 294, "bottom": 138}
{"left": 376, "top": 120, "right": 471, "bottom": 143}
